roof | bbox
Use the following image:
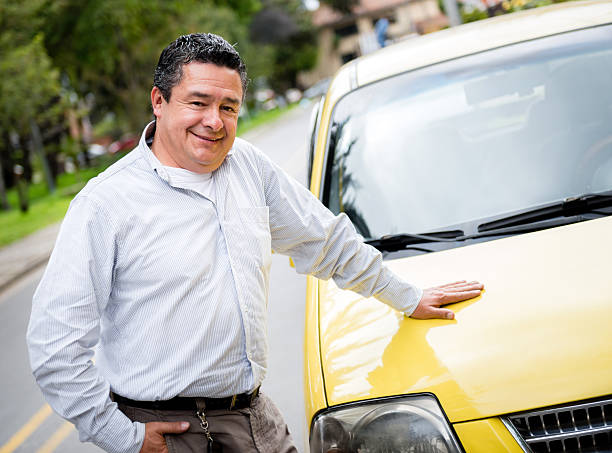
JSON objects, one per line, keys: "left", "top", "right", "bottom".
{"left": 312, "top": 0, "right": 410, "bottom": 27}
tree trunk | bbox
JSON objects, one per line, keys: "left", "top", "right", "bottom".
{"left": 0, "top": 158, "right": 10, "bottom": 210}
{"left": 30, "top": 120, "right": 56, "bottom": 193}
{"left": 13, "top": 164, "right": 28, "bottom": 213}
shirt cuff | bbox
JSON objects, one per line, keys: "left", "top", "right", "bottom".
{"left": 374, "top": 274, "right": 423, "bottom": 317}
{"left": 90, "top": 412, "right": 145, "bottom": 453}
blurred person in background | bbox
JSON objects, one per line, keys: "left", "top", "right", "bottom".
{"left": 375, "top": 17, "right": 390, "bottom": 47}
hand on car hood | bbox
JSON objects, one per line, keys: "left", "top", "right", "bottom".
{"left": 318, "top": 216, "right": 612, "bottom": 423}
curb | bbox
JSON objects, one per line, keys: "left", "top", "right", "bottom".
{"left": 0, "top": 254, "right": 51, "bottom": 293}
{"left": 0, "top": 222, "right": 60, "bottom": 293}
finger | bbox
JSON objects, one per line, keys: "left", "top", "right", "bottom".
{"left": 440, "top": 290, "right": 483, "bottom": 304}
{"left": 436, "top": 281, "right": 483, "bottom": 291}
{"left": 431, "top": 280, "right": 466, "bottom": 289}
{"left": 151, "top": 421, "right": 190, "bottom": 434}
{"left": 443, "top": 282, "right": 484, "bottom": 292}
{"left": 427, "top": 307, "right": 455, "bottom": 320}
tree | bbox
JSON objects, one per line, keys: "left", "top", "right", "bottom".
{"left": 0, "top": 0, "right": 318, "bottom": 211}
{"left": 0, "top": 31, "right": 66, "bottom": 208}
{"left": 38, "top": 0, "right": 179, "bottom": 131}
{"left": 37, "top": 0, "right": 273, "bottom": 130}
{"left": 211, "top": 0, "right": 262, "bottom": 21}
{"left": 249, "top": 0, "right": 317, "bottom": 91}
{"left": 0, "top": 0, "right": 49, "bottom": 205}
{"left": 250, "top": 6, "right": 299, "bottom": 43}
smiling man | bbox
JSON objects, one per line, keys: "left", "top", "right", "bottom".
{"left": 151, "top": 62, "right": 242, "bottom": 173}
{"left": 27, "top": 33, "right": 483, "bottom": 453}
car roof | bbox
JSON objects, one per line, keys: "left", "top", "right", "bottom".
{"left": 325, "top": 0, "right": 612, "bottom": 107}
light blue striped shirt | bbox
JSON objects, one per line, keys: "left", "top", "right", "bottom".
{"left": 26, "top": 122, "right": 422, "bottom": 453}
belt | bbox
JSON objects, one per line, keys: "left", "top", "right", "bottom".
{"left": 110, "top": 387, "right": 260, "bottom": 411}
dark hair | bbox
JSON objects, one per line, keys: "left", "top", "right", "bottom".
{"left": 154, "top": 33, "right": 248, "bottom": 101}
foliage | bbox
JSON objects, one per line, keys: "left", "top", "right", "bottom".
{"left": 459, "top": 0, "right": 573, "bottom": 22}
{"left": 250, "top": 0, "right": 317, "bottom": 91}
{"left": 0, "top": 0, "right": 68, "bottom": 205}
{"left": 500, "top": 0, "right": 569, "bottom": 13}
{"left": 0, "top": 155, "right": 115, "bottom": 246}
{"left": 0, "top": 34, "right": 65, "bottom": 134}
{"left": 0, "top": 194, "right": 71, "bottom": 247}
{"left": 212, "top": 0, "right": 262, "bottom": 21}
{"left": 460, "top": 6, "right": 489, "bottom": 23}
{"left": 272, "top": 32, "right": 318, "bottom": 90}
{"left": 39, "top": 0, "right": 184, "bottom": 130}
{"left": 34, "top": 0, "right": 312, "bottom": 130}
{"left": 250, "top": 6, "right": 300, "bottom": 43}
{"left": 0, "top": 0, "right": 314, "bottom": 132}
{"left": 0, "top": 0, "right": 318, "bottom": 215}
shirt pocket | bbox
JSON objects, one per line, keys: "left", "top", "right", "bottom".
{"left": 223, "top": 206, "right": 271, "bottom": 268}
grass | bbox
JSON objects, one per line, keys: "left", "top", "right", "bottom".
{"left": 6, "top": 168, "right": 102, "bottom": 208}
{"left": 0, "top": 156, "right": 121, "bottom": 248}
{"left": 0, "top": 104, "right": 299, "bottom": 248}
{"left": 0, "top": 194, "right": 72, "bottom": 247}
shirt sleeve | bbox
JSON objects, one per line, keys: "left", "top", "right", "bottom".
{"left": 256, "top": 147, "right": 423, "bottom": 316}
{"left": 26, "top": 195, "right": 145, "bottom": 453}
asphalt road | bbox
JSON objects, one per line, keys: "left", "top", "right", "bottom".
{"left": 0, "top": 102, "right": 314, "bottom": 453}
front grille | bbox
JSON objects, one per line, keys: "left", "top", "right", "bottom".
{"left": 504, "top": 397, "right": 612, "bottom": 452}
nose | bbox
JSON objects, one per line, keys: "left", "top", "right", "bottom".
{"left": 202, "top": 107, "right": 223, "bottom": 131}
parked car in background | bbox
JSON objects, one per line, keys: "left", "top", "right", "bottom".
{"left": 109, "top": 135, "right": 138, "bottom": 154}
{"left": 304, "top": 77, "right": 331, "bottom": 100}
{"left": 86, "top": 143, "right": 107, "bottom": 158}
{"left": 304, "top": 2, "right": 612, "bottom": 452}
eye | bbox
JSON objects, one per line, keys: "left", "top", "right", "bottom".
{"left": 191, "top": 101, "right": 204, "bottom": 107}
{"left": 222, "top": 105, "right": 237, "bottom": 113}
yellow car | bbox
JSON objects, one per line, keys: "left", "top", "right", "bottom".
{"left": 304, "top": 2, "right": 612, "bottom": 452}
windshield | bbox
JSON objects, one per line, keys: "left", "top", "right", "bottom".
{"left": 323, "top": 25, "right": 612, "bottom": 240}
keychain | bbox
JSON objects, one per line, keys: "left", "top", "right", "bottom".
{"left": 196, "top": 400, "right": 215, "bottom": 453}
{"left": 196, "top": 408, "right": 214, "bottom": 452}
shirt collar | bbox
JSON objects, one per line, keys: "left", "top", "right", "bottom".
{"left": 138, "top": 121, "right": 164, "bottom": 175}
{"left": 137, "top": 120, "right": 234, "bottom": 182}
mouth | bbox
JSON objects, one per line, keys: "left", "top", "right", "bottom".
{"left": 190, "top": 131, "right": 223, "bottom": 143}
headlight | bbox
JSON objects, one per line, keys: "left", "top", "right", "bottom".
{"left": 310, "top": 394, "right": 462, "bottom": 453}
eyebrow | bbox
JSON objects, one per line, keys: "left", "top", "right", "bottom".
{"left": 187, "top": 91, "right": 241, "bottom": 106}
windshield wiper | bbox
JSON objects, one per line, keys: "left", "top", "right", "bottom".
{"left": 365, "top": 230, "right": 464, "bottom": 251}
{"left": 478, "top": 191, "right": 612, "bottom": 233}
{"left": 366, "top": 191, "right": 612, "bottom": 253}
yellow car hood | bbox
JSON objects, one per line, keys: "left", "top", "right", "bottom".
{"left": 318, "top": 216, "right": 612, "bottom": 423}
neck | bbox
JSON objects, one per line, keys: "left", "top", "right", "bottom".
{"left": 150, "top": 136, "right": 180, "bottom": 168}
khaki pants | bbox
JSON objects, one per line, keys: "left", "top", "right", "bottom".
{"left": 118, "top": 392, "right": 298, "bottom": 453}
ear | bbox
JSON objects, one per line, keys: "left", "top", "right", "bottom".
{"left": 151, "top": 86, "right": 165, "bottom": 119}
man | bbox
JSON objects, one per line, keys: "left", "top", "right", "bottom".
{"left": 27, "top": 33, "right": 483, "bottom": 453}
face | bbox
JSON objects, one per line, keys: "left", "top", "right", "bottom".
{"left": 151, "top": 62, "right": 243, "bottom": 173}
